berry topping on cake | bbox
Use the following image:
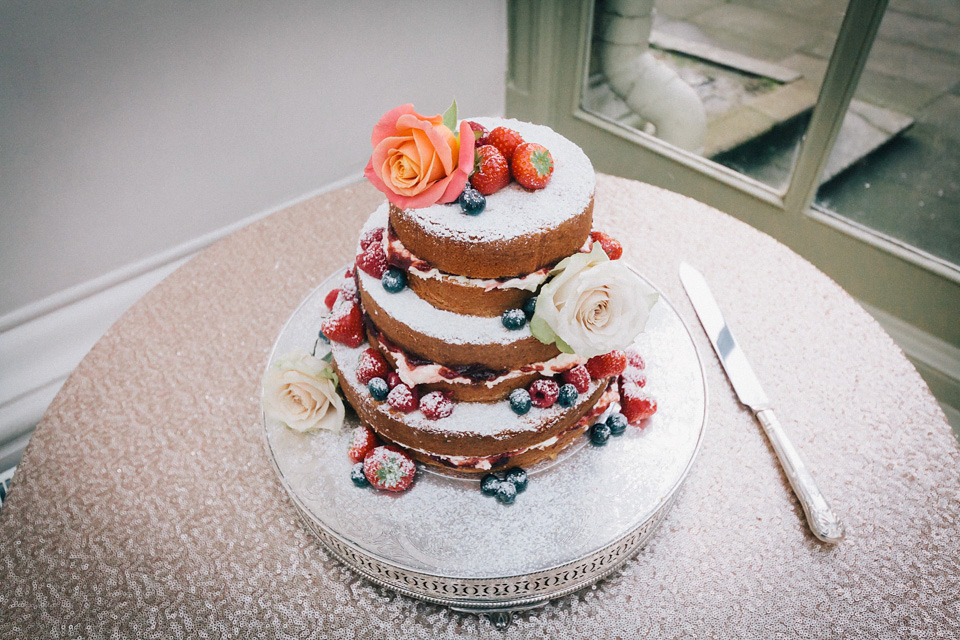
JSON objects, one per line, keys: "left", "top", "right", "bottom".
{"left": 356, "top": 237, "right": 388, "bottom": 278}
{"left": 589, "top": 421, "right": 611, "bottom": 445}
{"left": 620, "top": 383, "right": 658, "bottom": 424}
{"left": 458, "top": 185, "right": 486, "bottom": 216}
{"left": 501, "top": 308, "right": 527, "bottom": 330}
{"left": 465, "top": 120, "right": 488, "bottom": 143}
{"left": 625, "top": 347, "right": 646, "bottom": 370}
{"left": 386, "top": 372, "right": 402, "bottom": 389}
{"left": 511, "top": 142, "right": 554, "bottom": 190}
{"left": 347, "top": 425, "right": 378, "bottom": 463}
{"left": 621, "top": 367, "right": 647, "bottom": 387}
{"left": 504, "top": 467, "right": 528, "bottom": 493}
{"left": 606, "top": 412, "right": 628, "bottom": 436}
{"left": 359, "top": 227, "right": 385, "bottom": 251}
{"left": 363, "top": 445, "right": 416, "bottom": 492}
{"left": 470, "top": 145, "right": 511, "bottom": 195}
{"left": 381, "top": 267, "right": 407, "bottom": 293}
{"left": 351, "top": 462, "right": 370, "bottom": 487}
{"left": 480, "top": 473, "right": 501, "bottom": 496}
{"left": 356, "top": 348, "right": 390, "bottom": 384}
{"left": 561, "top": 365, "right": 591, "bottom": 393}
{"left": 323, "top": 288, "right": 341, "bottom": 310}
{"left": 387, "top": 383, "right": 419, "bottom": 413}
{"left": 495, "top": 481, "right": 517, "bottom": 504}
{"left": 485, "top": 126, "right": 525, "bottom": 163}
{"left": 419, "top": 390, "right": 454, "bottom": 420}
{"left": 509, "top": 388, "right": 532, "bottom": 415}
{"left": 317, "top": 328, "right": 329, "bottom": 343}
{"left": 320, "top": 298, "right": 365, "bottom": 347}
{"left": 522, "top": 295, "right": 538, "bottom": 320}
{"left": 590, "top": 231, "right": 623, "bottom": 260}
{"left": 586, "top": 350, "right": 627, "bottom": 379}
{"left": 557, "top": 383, "right": 579, "bottom": 407}
{"left": 368, "top": 377, "right": 389, "bottom": 401}
{"left": 529, "top": 378, "right": 559, "bottom": 408}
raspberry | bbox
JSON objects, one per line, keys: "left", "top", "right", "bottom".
{"left": 470, "top": 145, "right": 510, "bottom": 195}
{"left": 485, "top": 126, "right": 524, "bottom": 163}
{"left": 347, "top": 425, "right": 378, "bottom": 463}
{"left": 363, "top": 445, "right": 416, "bottom": 492}
{"left": 356, "top": 348, "right": 390, "bottom": 384}
{"left": 419, "top": 390, "right": 454, "bottom": 420}
{"left": 356, "top": 239, "right": 387, "bottom": 278}
{"left": 625, "top": 347, "right": 645, "bottom": 370}
{"left": 359, "top": 227, "right": 385, "bottom": 251}
{"left": 511, "top": 142, "right": 554, "bottom": 190}
{"left": 620, "top": 382, "right": 658, "bottom": 424}
{"left": 590, "top": 231, "right": 623, "bottom": 260}
{"left": 465, "top": 120, "right": 488, "bottom": 143}
{"left": 323, "top": 287, "right": 340, "bottom": 310}
{"left": 620, "top": 367, "right": 647, "bottom": 388}
{"left": 387, "top": 383, "right": 419, "bottom": 413}
{"left": 528, "top": 378, "right": 559, "bottom": 408}
{"left": 386, "top": 372, "right": 402, "bottom": 389}
{"left": 319, "top": 298, "right": 365, "bottom": 347}
{"left": 586, "top": 350, "right": 627, "bottom": 379}
{"left": 561, "top": 365, "right": 591, "bottom": 394}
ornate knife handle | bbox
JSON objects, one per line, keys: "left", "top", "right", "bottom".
{"left": 756, "top": 409, "right": 845, "bottom": 543}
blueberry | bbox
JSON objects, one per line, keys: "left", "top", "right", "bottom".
{"left": 459, "top": 186, "right": 486, "bottom": 215}
{"left": 590, "top": 422, "right": 611, "bottom": 446}
{"left": 317, "top": 328, "right": 330, "bottom": 343}
{"left": 495, "top": 481, "right": 517, "bottom": 504}
{"left": 480, "top": 473, "right": 501, "bottom": 496}
{"left": 368, "top": 377, "right": 389, "bottom": 401}
{"left": 522, "top": 295, "right": 538, "bottom": 320}
{"left": 606, "top": 412, "right": 628, "bottom": 436}
{"left": 557, "top": 383, "right": 579, "bottom": 408}
{"left": 504, "top": 467, "right": 528, "bottom": 493}
{"left": 501, "top": 308, "right": 526, "bottom": 330}
{"left": 350, "top": 462, "right": 369, "bottom": 487}
{"left": 509, "top": 388, "right": 532, "bottom": 415}
{"left": 381, "top": 268, "right": 407, "bottom": 293}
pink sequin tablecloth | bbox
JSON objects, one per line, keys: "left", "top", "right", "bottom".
{"left": 1, "top": 176, "right": 958, "bottom": 638}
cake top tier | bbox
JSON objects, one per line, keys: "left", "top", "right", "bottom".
{"left": 388, "top": 117, "right": 596, "bottom": 278}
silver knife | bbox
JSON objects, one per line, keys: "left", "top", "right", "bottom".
{"left": 679, "top": 262, "right": 845, "bottom": 543}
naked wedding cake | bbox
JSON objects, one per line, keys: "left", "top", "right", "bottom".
{"left": 262, "top": 103, "right": 659, "bottom": 500}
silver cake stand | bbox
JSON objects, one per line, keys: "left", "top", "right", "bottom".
{"left": 262, "top": 266, "right": 707, "bottom": 629}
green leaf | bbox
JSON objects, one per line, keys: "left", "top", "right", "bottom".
{"left": 554, "top": 335, "right": 575, "bottom": 354}
{"left": 442, "top": 99, "right": 458, "bottom": 132}
{"left": 318, "top": 365, "right": 338, "bottom": 387}
{"left": 529, "top": 314, "right": 557, "bottom": 346}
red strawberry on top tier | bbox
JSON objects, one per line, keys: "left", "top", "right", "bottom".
{"left": 470, "top": 145, "right": 510, "bottom": 195}
{"left": 485, "top": 126, "right": 524, "bottom": 163}
{"left": 363, "top": 445, "right": 416, "bottom": 492}
{"left": 511, "top": 142, "right": 554, "bottom": 190}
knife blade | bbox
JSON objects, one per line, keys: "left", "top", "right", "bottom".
{"left": 679, "top": 262, "right": 845, "bottom": 543}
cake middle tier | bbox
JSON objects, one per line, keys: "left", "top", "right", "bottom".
{"left": 357, "top": 265, "right": 560, "bottom": 369}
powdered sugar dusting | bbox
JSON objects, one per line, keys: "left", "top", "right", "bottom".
{"left": 398, "top": 117, "right": 595, "bottom": 242}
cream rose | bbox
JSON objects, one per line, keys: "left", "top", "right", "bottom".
{"left": 261, "top": 352, "right": 345, "bottom": 433}
{"left": 530, "top": 243, "right": 658, "bottom": 357}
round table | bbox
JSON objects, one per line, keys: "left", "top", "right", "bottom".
{"left": 1, "top": 176, "right": 958, "bottom": 638}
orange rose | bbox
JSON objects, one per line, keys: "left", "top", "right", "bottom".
{"left": 363, "top": 104, "right": 476, "bottom": 209}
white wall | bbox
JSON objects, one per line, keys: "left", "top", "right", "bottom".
{"left": 0, "top": 1, "right": 508, "bottom": 470}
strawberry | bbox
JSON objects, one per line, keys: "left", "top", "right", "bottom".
{"left": 359, "top": 227, "right": 385, "bottom": 251}
{"left": 338, "top": 276, "right": 358, "bottom": 302}
{"left": 529, "top": 378, "right": 560, "bottom": 408}
{"left": 355, "top": 239, "right": 387, "bottom": 278}
{"left": 485, "top": 126, "right": 524, "bottom": 163}
{"left": 363, "top": 445, "right": 416, "bottom": 492}
{"left": 465, "top": 120, "right": 488, "bottom": 144}
{"left": 347, "top": 425, "right": 378, "bottom": 463}
{"left": 511, "top": 142, "right": 553, "bottom": 190}
{"left": 590, "top": 231, "right": 623, "bottom": 260}
{"left": 625, "top": 346, "right": 645, "bottom": 370}
{"left": 620, "top": 367, "right": 647, "bottom": 388}
{"left": 387, "top": 383, "right": 419, "bottom": 413}
{"left": 356, "top": 348, "right": 390, "bottom": 384}
{"left": 585, "top": 350, "right": 627, "bottom": 379}
{"left": 323, "top": 288, "right": 340, "bottom": 310}
{"left": 386, "top": 372, "right": 402, "bottom": 389}
{"left": 470, "top": 145, "right": 510, "bottom": 195}
{"left": 620, "top": 382, "right": 658, "bottom": 424}
{"left": 561, "top": 365, "right": 591, "bottom": 394}
{"left": 419, "top": 390, "right": 454, "bottom": 419}
{"left": 319, "top": 298, "right": 365, "bottom": 347}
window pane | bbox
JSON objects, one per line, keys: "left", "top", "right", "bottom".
{"left": 814, "top": 2, "right": 960, "bottom": 268}
{"left": 582, "top": 0, "right": 846, "bottom": 191}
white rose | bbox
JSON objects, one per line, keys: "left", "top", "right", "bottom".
{"left": 261, "top": 352, "right": 345, "bottom": 433}
{"left": 530, "top": 243, "right": 658, "bottom": 358}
